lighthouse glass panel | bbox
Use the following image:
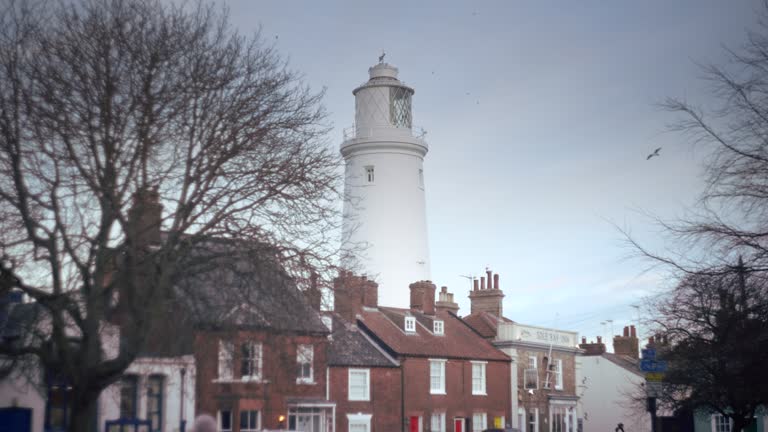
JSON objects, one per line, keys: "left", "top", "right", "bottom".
{"left": 389, "top": 87, "right": 412, "bottom": 128}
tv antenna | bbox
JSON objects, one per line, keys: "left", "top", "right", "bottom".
{"left": 459, "top": 274, "right": 475, "bottom": 291}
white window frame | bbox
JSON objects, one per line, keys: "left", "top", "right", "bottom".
{"left": 550, "top": 405, "right": 567, "bottom": 432}
{"left": 240, "top": 341, "right": 262, "bottom": 381}
{"left": 528, "top": 408, "right": 539, "bottom": 432}
{"left": 711, "top": 415, "right": 733, "bottom": 432}
{"left": 218, "top": 410, "right": 233, "bottom": 432}
{"left": 429, "top": 359, "right": 446, "bottom": 394}
{"left": 239, "top": 409, "right": 261, "bottom": 432}
{"left": 296, "top": 344, "right": 314, "bottom": 384}
{"left": 472, "top": 413, "right": 487, "bottom": 431}
{"left": 348, "top": 368, "right": 370, "bottom": 401}
{"left": 433, "top": 320, "right": 444, "bottom": 335}
{"left": 554, "top": 358, "right": 563, "bottom": 390}
{"left": 405, "top": 316, "right": 416, "bottom": 333}
{"left": 471, "top": 361, "right": 487, "bottom": 395}
{"left": 347, "top": 413, "right": 372, "bottom": 432}
{"left": 431, "top": 412, "right": 446, "bottom": 432}
{"left": 524, "top": 354, "right": 538, "bottom": 389}
{"left": 365, "top": 165, "right": 375, "bottom": 183}
{"left": 217, "top": 340, "right": 234, "bottom": 380}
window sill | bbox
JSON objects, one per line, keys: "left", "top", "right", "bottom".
{"left": 348, "top": 398, "right": 371, "bottom": 402}
{"left": 472, "top": 392, "right": 487, "bottom": 396}
{"left": 430, "top": 391, "right": 447, "bottom": 395}
{"left": 296, "top": 379, "right": 316, "bottom": 385}
{"left": 212, "top": 377, "right": 267, "bottom": 384}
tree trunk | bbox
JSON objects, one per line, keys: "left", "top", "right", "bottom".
{"left": 69, "top": 395, "right": 99, "bottom": 432}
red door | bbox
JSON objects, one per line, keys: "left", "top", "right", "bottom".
{"left": 410, "top": 416, "right": 420, "bottom": 432}
{"left": 454, "top": 418, "right": 464, "bottom": 432}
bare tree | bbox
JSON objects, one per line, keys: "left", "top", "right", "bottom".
{"left": 645, "top": 263, "right": 768, "bottom": 432}
{"left": 619, "top": 3, "right": 768, "bottom": 429}
{"left": 0, "top": 0, "right": 342, "bottom": 430}
{"left": 631, "top": 3, "right": 768, "bottom": 271}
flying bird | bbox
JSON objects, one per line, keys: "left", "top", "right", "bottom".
{"left": 379, "top": 51, "right": 386, "bottom": 63}
{"left": 646, "top": 147, "right": 661, "bottom": 160}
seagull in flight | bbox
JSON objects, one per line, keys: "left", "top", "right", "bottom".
{"left": 646, "top": 147, "right": 661, "bottom": 160}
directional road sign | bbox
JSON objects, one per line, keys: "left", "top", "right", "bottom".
{"left": 640, "top": 359, "right": 667, "bottom": 372}
{"left": 641, "top": 348, "right": 656, "bottom": 360}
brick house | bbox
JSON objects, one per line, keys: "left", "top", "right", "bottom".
{"left": 463, "top": 271, "right": 581, "bottom": 432}
{"left": 334, "top": 273, "right": 512, "bottom": 432}
{"left": 326, "top": 311, "right": 402, "bottom": 432}
{"left": 188, "top": 254, "right": 333, "bottom": 432}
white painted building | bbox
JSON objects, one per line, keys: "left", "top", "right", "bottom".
{"left": 97, "top": 355, "right": 196, "bottom": 432}
{"left": 340, "top": 61, "right": 431, "bottom": 307}
{"left": 0, "top": 364, "right": 46, "bottom": 432}
{"left": 577, "top": 343, "right": 650, "bottom": 432}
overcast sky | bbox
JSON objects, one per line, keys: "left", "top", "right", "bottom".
{"left": 223, "top": 0, "right": 762, "bottom": 347}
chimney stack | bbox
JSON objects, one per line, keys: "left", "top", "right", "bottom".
{"left": 127, "top": 187, "right": 162, "bottom": 249}
{"left": 436, "top": 286, "right": 460, "bottom": 314}
{"left": 613, "top": 324, "right": 640, "bottom": 358}
{"left": 409, "top": 280, "right": 437, "bottom": 315}
{"left": 473, "top": 279, "right": 479, "bottom": 291}
{"left": 334, "top": 272, "right": 378, "bottom": 322}
{"left": 579, "top": 336, "right": 606, "bottom": 356}
{"left": 468, "top": 269, "right": 504, "bottom": 317}
{"left": 303, "top": 272, "right": 322, "bottom": 311}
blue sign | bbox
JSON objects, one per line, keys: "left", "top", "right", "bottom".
{"left": 640, "top": 359, "right": 667, "bottom": 372}
{"left": 641, "top": 348, "right": 656, "bottom": 360}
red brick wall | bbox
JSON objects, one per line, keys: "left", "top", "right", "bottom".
{"left": 195, "top": 329, "right": 328, "bottom": 431}
{"left": 402, "top": 357, "right": 510, "bottom": 431}
{"left": 329, "top": 366, "right": 402, "bottom": 432}
{"left": 516, "top": 348, "right": 579, "bottom": 432}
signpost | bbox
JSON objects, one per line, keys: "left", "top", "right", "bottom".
{"left": 641, "top": 347, "right": 665, "bottom": 432}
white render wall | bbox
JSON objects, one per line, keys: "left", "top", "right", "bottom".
{"left": 577, "top": 355, "right": 650, "bottom": 432}
{"left": 98, "top": 355, "right": 196, "bottom": 432}
{"left": 341, "top": 63, "right": 431, "bottom": 308}
{"left": 0, "top": 366, "right": 46, "bottom": 432}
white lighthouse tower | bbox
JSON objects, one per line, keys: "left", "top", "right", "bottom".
{"left": 340, "top": 61, "right": 431, "bottom": 307}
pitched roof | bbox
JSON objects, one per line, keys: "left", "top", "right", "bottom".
{"left": 139, "top": 239, "right": 328, "bottom": 357}
{"left": 602, "top": 352, "right": 643, "bottom": 376}
{"left": 462, "top": 311, "right": 503, "bottom": 339}
{"left": 327, "top": 314, "right": 399, "bottom": 368}
{"left": 357, "top": 307, "right": 510, "bottom": 362}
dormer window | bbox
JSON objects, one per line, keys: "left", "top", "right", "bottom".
{"left": 405, "top": 316, "right": 416, "bottom": 333}
{"left": 433, "top": 320, "right": 444, "bottom": 335}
